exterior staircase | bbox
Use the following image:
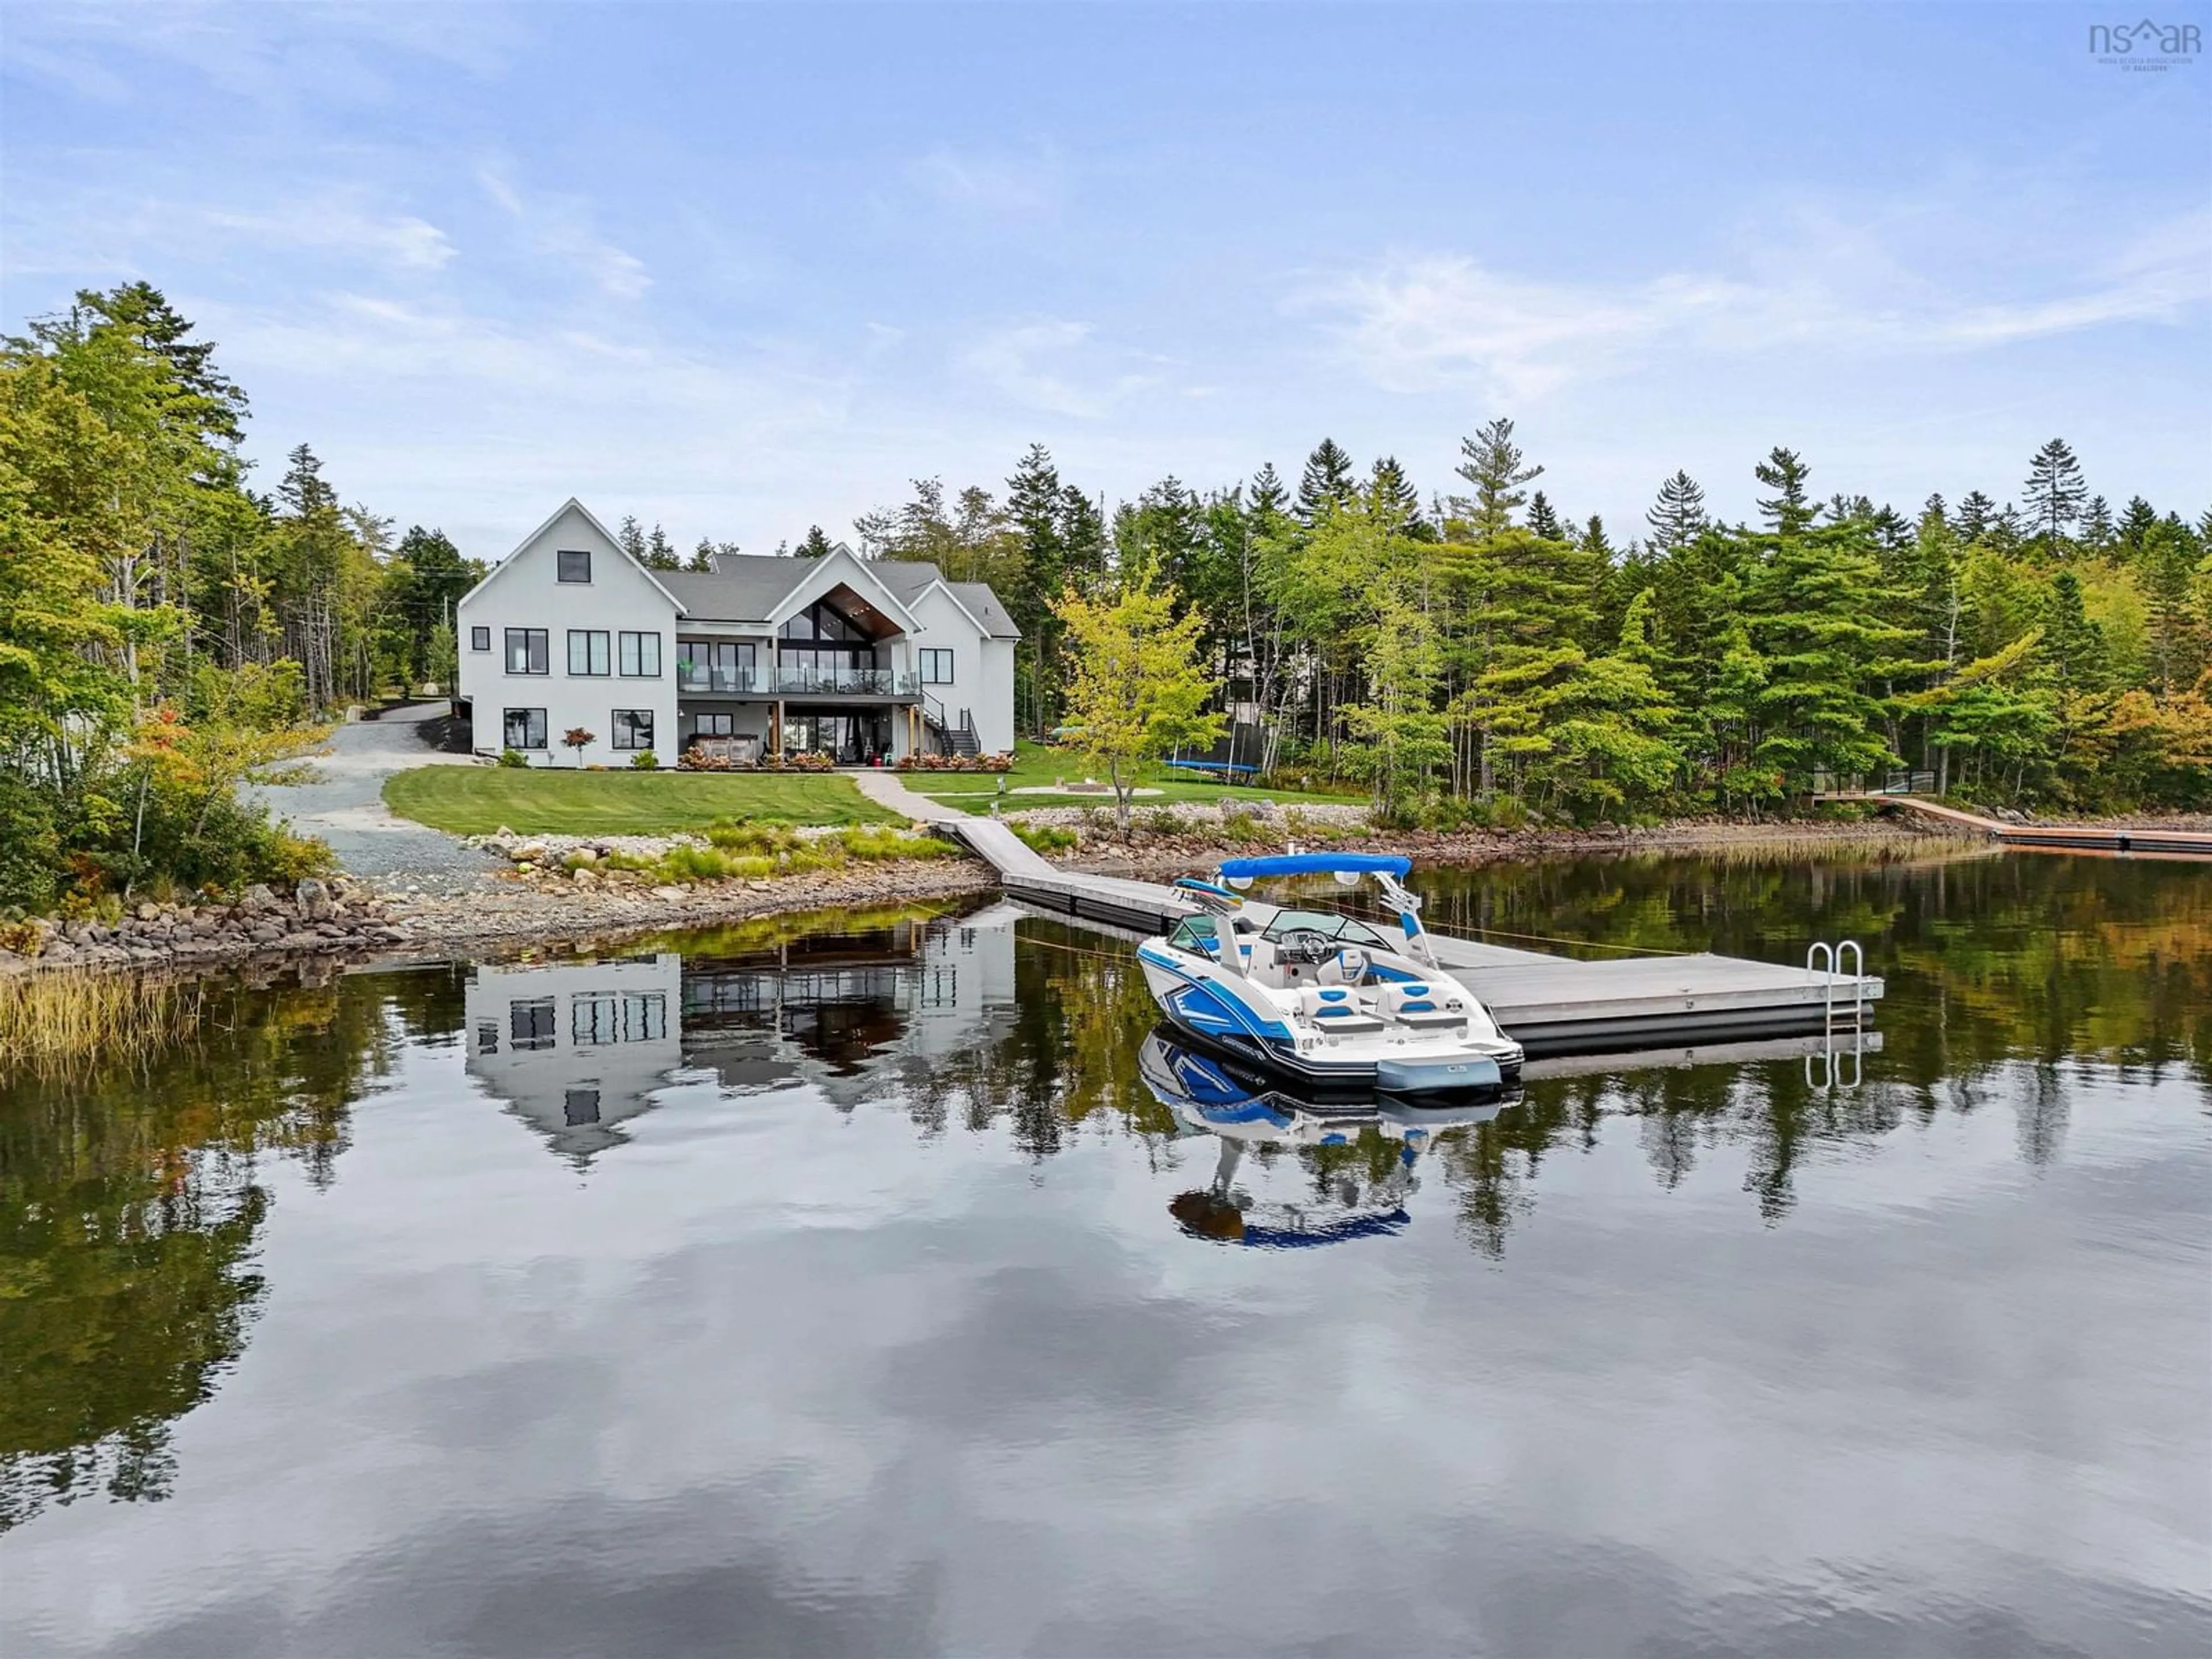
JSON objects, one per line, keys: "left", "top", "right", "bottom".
{"left": 923, "top": 694, "right": 980, "bottom": 757}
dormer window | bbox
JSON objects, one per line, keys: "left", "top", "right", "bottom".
{"left": 557, "top": 550, "right": 592, "bottom": 584}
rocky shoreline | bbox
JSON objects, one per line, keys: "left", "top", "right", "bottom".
{"left": 0, "top": 813, "right": 1990, "bottom": 982}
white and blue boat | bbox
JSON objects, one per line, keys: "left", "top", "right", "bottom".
{"left": 1138, "top": 1027, "right": 1506, "bottom": 1247}
{"left": 1135, "top": 852, "right": 1524, "bottom": 1098}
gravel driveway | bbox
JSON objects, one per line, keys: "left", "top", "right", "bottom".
{"left": 249, "top": 704, "right": 503, "bottom": 897}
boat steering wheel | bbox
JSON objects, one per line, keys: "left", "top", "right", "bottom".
{"left": 1274, "top": 928, "right": 1336, "bottom": 965}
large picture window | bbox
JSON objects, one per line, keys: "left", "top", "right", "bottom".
{"left": 920, "top": 648, "right": 955, "bottom": 684}
{"left": 502, "top": 707, "right": 547, "bottom": 750}
{"left": 619, "top": 631, "right": 661, "bottom": 676}
{"left": 509, "top": 997, "right": 555, "bottom": 1051}
{"left": 611, "top": 710, "right": 654, "bottom": 751}
{"left": 568, "top": 629, "right": 611, "bottom": 676}
{"left": 557, "top": 550, "right": 592, "bottom": 583}
{"left": 505, "top": 628, "right": 548, "bottom": 675}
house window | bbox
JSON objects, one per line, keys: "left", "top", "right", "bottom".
{"left": 920, "top": 648, "right": 955, "bottom": 684}
{"left": 611, "top": 710, "right": 654, "bottom": 751}
{"left": 557, "top": 550, "right": 592, "bottom": 584}
{"left": 470, "top": 626, "right": 491, "bottom": 652}
{"left": 503, "top": 707, "right": 547, "bottom": 750}
{"left": 694, "top": 713, "right": 734, "bottom": 737}
{"left": 509, "top": 997, "right": 556, "bottom": 1051}
{"left": 619, "top": 631, "right": 661, "bottom": 676}
{"left": 475, "top": 1021, "right": 498, "bottom": 1055}
{"left": 568, "top": 630, "right": 611, "bottom": 676}
{"left": 572, "top": 991, "right": 665, "bottom": 1044}
{"left": 505, "top": 628, "right": 548, "bottom": 675}
{"left": 563, "top": 1088, "right": 601, "bottom": 1126}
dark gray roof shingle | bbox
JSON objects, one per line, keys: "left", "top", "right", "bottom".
{"left": 656, "top": 554, "right": 1018, "bottom": 638}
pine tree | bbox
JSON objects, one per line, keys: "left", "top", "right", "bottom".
{"left": 1956, "top": 491, "right": 1997, "bottom": 543}
{"left": 1525, "top": 490, "right": 1562, "bottom": 541}
{"left": 2116, "top": 495, "right": 2158, "bottom": 555}
{"left": 1452, "top": 417, "right": 1543, "bottom": 540}
{"left": 1296, "top": 438, "right": 1357, "bottom": 523}
{"left": 1248, "top": 461, "right": 1289, "bottom": 524}
{"left": 1645, "top": 469, "right": 1708, "bottom": 551}
{"left": 1369, "top": 455, "right": 1428, "bottom": 537}
{"left": 796, "top": 525, "right": 835, "bottom": 559}
{"left": 644, "top": 522, "right": 679, "bottom": 569}
{"left": 2024, "top": 438, "right": 2086, "bottom": 556}
{"left": 2080, "top": 495, "right": 2115, "bottom": 552}
{"left": 618, "top": 516, "right": 648, "bottom": 564}
{"left": 1752, "top": 446, "right": 1815, "bottom": 537}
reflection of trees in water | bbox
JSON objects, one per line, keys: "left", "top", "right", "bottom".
{"left": 0, "top": 979, "right": 395, "bottom": 1532}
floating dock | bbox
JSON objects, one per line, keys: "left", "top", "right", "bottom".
{"left": 940, "top": 818, "right": 1883, "bottom": 1054}
{"left": 1813, "top": 794, "right": 2212, "bottom": 858}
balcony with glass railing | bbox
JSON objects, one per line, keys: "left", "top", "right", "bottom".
{"left": 675, "top": 661, "right": 922, "bottom": 698}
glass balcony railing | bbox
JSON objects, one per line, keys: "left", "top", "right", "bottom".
{"left": 676, "top": 666, "right": 763, "bottom": 694}
{"left": 675, "top": 663, "right": 923, "bottom": 697}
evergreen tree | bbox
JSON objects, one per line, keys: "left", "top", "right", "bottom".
{"left": 1248, "top": 461, "right": 1289, "bottom": 524}
{"left": 1645, "top": 469, "right": 1708, "bottom": 551}
{"left": 1369, "top": 455, "right": 1429, "bottom": 538}
{"left": 2116, "top": 495, "right": 2158, "bottom": 555}
{"left": 1296, "top": 438, "right": 1358, "bottom": 523}
{"left": 1525, "top": 490, "right": 1563, "bottom": 541}
{"left": 1452, "top": 417, "right": 1543, "bottom": 540}
{"left": 2024, "top": 438, "right": 2086, "bottom": 556}
{"left": 644, "top": 522, "right": 679, "bottom": 569}
{"left": 1752, "top": 446, "right": 1815, "bottom": 537}
{"left": 617, "top": 516, "right": 648, "bottom": 565}
{"left": 796, "top": 525, "right": 835, "bottom": 559}
{"left": 687, "top": 536, "right": 737, "bottom": 571}
{"left": 2080, "top": 495, "right": 2115, "bottom": 553}
{"left": 1956, "top": 491, "right": 1997, "bottom": 543}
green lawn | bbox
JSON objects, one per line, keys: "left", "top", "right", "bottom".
{"left": 383, "top": 766, "right": 902, "bottom": 835}
{"left": 901, "top": 740, "right": 1365, "bottom": 816}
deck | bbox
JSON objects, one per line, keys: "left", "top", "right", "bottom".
{"left": 1813, "top": 794, "right": 2212, "bottom": 858}
{"left": 939, "top": 818, "right": 1883, "bottom": 1054}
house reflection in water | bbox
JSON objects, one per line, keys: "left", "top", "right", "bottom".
{"left": 461, "top": 900, "right": 1022, "bottom": 1159}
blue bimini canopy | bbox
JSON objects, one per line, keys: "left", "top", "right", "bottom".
{"left": 1216, "top": 852, "right": 1413, "bottom": 881}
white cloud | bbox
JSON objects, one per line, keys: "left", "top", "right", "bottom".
{"left": 1306, "top": 208, "right": 2212, "bottom": 402}
{"left": 952, "top": 319, "right": 1166, "bottom": 419}
{"left": 478, "top": 166, "right": 649, "bottom": 301}
{"left": 909, "top": 146, "right": 1063, "bottom": 217}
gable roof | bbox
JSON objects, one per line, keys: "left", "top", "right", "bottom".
{"left": 656, "top": 551, "right": 1017, "bottom": 638}
{"left": 456, "top": 497, "right": 685, "bottom": 612}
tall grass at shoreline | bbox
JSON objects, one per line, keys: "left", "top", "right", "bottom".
{"left": 0, "top": 972, "right": 206, "bottom": 1077}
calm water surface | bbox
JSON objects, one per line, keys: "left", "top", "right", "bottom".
{"left": 3, "top": 849, "right": 2207, "bottom": 1657}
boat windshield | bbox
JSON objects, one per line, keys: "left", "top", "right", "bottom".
{"left": 1168, "top": 915, "right": 1221, "bottom": 957}
{"left": 1259, "top": 910, "right": 1391, "bottom": 950}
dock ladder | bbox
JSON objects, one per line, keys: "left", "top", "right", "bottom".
{"left": 1805, "top": 939, "right": 1866, "bottom": 1089}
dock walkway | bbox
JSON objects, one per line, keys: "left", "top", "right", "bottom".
{"left": 1813, "top": 794, "right": 2212, "bottom": 858}
{"left": 933, "top": 816, "right": 1883, "bottom": 1053}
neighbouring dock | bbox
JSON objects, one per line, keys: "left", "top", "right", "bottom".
{"left": 939, "top": 817, "right": 1884, "bottom": 1054}
{"left": 1813, "top": 794, "right": 2212, "bottom": 858}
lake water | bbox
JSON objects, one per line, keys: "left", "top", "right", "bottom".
{"left": 3, "top": 849, "right": 2207, "bottom": 1657}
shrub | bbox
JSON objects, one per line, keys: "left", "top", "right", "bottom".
{"left": 1218, "top": 804, "right": 1270, "bottom": 844}
{"left": 1011, "top": 822, "right": 1077, "bottom": 855}
{"left": 498, "top": 748, "right": 529, "bottom": 768}
{"left": 1142, "top": 806, "right": 1186, "bottom": 837}
{"left": 0, "top": 776, "right": 61, "bottom": 912}
{"left": 629, "top": 750, "right": 658, "bottom": 770}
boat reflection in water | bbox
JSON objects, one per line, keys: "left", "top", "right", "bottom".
{"left": 1140, "top": 1027, "right": 1516, "bottom": 1247}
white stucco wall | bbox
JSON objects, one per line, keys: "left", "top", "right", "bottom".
{"left": 906, "top": 586, "right": 1017, "bottom": 753}
{"left": 457, "top": 502, "right": 681, "bottom": 766}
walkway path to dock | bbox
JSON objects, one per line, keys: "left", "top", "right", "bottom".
{"left": 1812, "top": 794, "right": 2212, "bottom": 858}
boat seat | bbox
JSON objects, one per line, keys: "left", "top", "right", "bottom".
{"left": 1296, "top": 987, "right": 1387, "bottom": 1032}
{"left": 1315, "top": 946, "right": 1369, "bottom": 987}
{"left": 1374, "top": 982, "right": 1468, "bottom": 1028}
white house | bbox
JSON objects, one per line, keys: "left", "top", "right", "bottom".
{"left": 454, "top": 499, "right": 1019, "bottom": 766}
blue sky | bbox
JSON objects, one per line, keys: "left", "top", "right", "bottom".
{"left": 5, "top": 2, "right": 2208, "bottom": 560}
